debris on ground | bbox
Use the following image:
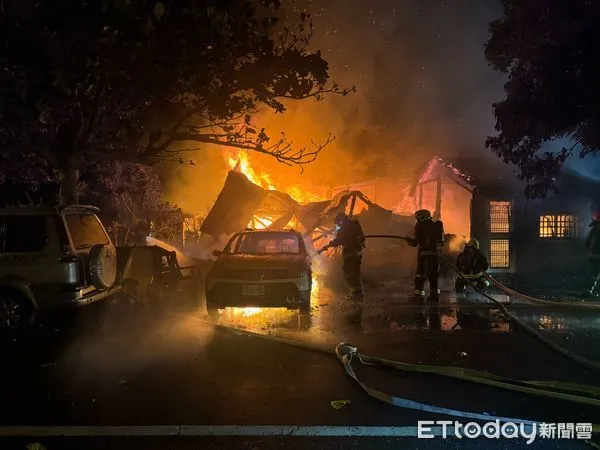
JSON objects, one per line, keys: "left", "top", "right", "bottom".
{"left": 26, "top": 443, "right": 46, "bottom": 450}
{"left": 330, "top": 400, "right": 351, "bottom": 410}
{"left": 459, "top": 351, "right": 468, "bottom": 357}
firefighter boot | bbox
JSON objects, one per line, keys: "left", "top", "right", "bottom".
{"left": 584, "top": 276, "right": 600, "bottom": 299}
{"left": 427, "top": 290, "right": 440, "bottom": 303}
{"left": 476, "top": 278, "right": 490, "bottom": 292}
{"left": 412, "top": 289, "right": 426, "bottom": 303}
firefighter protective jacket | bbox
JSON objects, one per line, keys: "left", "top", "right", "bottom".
{"left": 586, "top": 222, "right": 600, "bottom": 259}
{"left": 456, "top": 246, "right": 489, "bottom": 275}
{"left": 414, "top": 219, "right": 445, "bottom": 256}
{"left": 329, "top": 219, "right": 366, "bottom": 256}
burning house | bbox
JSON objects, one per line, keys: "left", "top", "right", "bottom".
{"left": 328, "top": 157, "right": 475, "bottom": 240}
{"left": 196, "top": 151, "right": 598, "bottom": 280}
{"left": 199, "top": 169, "right": 414, "bottom": 252}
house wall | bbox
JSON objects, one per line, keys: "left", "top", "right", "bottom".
{"left": 440, "top": 177, "right": 472, "bottom": 238}
{"left": 472, "top": 179, "right": 600, "bottom": 275}
{"left": 415, "top": 175, "right": 472, "bottom": 238}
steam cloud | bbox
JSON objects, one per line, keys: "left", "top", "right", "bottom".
{"left": 160, "top": 0, "right": 512, "bottom": 215}
{"left": 56, "top": 304, "right": 214, "bottom": 384}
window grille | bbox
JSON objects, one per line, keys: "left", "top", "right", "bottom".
{"left": 539, "top": 215, "right": 578, "bottom": 240}
{"left": 490, "top": 239, "right": 510, "bottom": 268}
{"left": 489, "top": 201, "right": 511, "bottom": 233}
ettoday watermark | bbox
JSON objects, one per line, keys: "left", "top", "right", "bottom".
{"left": 417, "top": 421, "right": 593, "bottom": 444}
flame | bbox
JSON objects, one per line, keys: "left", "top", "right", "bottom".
{"left": 287, "top": 185, "right": 325, "bottom": 203}
{"left": 224, "top": 150, "right": 325, "bottom": 205}
{"left": 251, "top": 216, "right": 274, "bottom": 230}
{"left": 225, "top": 151, "right": 276, "bottom": 190}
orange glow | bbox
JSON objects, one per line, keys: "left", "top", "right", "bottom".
{"left": 251, "top": 216, "right": 274, "bottom": 229}
{"left": 447, "top": 235, "right": 467, "bottom": 253}
{"left": 230, "top": 307, "right": 263, "bottom": 317}
{"left": 223, "top": 149, "right": 329, "bottom": 229}
{"left": 224, "top": 150, "right": 326, "bottom": 205}
{"left": 539, "top": 214, "right": 578, "bottom": 239}
{"left": 287, "top": 185, "right": 324, "bottom": 203}
{"left": 489, "top": 239, "right": 510, "bottom": 269}
{"left": 225, "top": 150, "right": 277, "bottom": 190}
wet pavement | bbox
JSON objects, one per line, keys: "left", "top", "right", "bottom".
{"left": 207, "top": 273, "right": 600, "bottom": 382}
{"left": 1, "top": 271, "right": 599, "bottom": 449}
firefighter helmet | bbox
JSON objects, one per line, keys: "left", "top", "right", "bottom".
{"left": 414, "top": 209, "right": 431, "bottom": 222}
{"left": 467, "top": 238, "right": 480, "bottom": 249}
{"left": 334, "top": 213, "right": 348, "bottom": 225}
{"left": 593, "top": 212, "right": 600, "bottom": 222}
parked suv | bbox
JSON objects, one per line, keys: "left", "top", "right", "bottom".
{"left": 0, "top": 204, "right": 118, "bottom": 331}
{"left": 205, "top": 229, "right": 312, "bottom": 315}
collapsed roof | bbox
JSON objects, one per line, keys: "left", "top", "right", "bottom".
{"left": 200, "top": 170, "right": 414, "bottom": 244}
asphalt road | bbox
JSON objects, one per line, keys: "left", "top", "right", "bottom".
{"left": 1, "top": 272, "right": 599, "bottom": 450}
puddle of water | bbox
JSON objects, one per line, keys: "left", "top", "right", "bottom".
{"left": 204, "top": 279, "right": 600, "bottom": 353}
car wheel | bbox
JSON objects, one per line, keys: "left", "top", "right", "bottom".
{"left": 206, "top": 303, "right": 221, "bottom": 318}
{"left": 299, "top": 291, "right": 311, "bottom": 312}
{"left": 0, "top": 294, "right": 35, "bottom": 333}
{"left": 205, "top": 291, "right": 221, "bottom": 318}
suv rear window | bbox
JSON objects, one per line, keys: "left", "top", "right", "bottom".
{"left": 0, "top": 216, "right": 48, "bottom": 253}
{"left": 64, "top": 214, "right": 109, "bottom": 249}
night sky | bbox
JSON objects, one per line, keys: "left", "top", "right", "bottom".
{"left": 165, "top": 0, "right": 600, "bottom": 212}
{"left": 283, "top": 0, "right": 600, "bottom": 180}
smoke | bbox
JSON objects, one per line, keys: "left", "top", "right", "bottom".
{"left": 56, "top": 304, "right": 214, "bottom": 384}
{"left": 245, "top": 0, "right": 509, "bottom": 184}
{"left": 160, "top": 0, "right": 510, "bottom": 214}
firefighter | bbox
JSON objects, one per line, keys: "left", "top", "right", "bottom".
{"left": 584, "top": 212, "right": 600, "bottom": 297}
{"left": 318, "top": 213, "right": 366, "bottom": 299}
{"left": 455, "top": 238, "right": 490, "bottom": 292}
{"left": 407, "top": 209, "right": 445, "bottom": 302}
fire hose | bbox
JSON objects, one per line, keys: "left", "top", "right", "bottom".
{"left": 194, "top": 234, "right": 600, "bottom": 433}
{"left": 363, "top": 234, "right": 600, "bottom": 308}
{"left": 484, "top": 275, "right": 600, "bottom": 310}
{"left": 362, "top": 234, "right": 600, "bottom": 373}
{"left": 204, "top": 321, "right": 600, "bottom": 433}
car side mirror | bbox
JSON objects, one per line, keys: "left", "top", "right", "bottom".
{"left": 213, "top": 250, "right": 222, "bottom": 257}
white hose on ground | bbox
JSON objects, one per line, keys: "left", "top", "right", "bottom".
{"left": 362, "top": 234, "right": 600, "bottom": 374}
{"left": 485, "top": 274, "right": 600, "bottom": 310}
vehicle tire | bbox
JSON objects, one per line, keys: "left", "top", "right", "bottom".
{"left": 0, "top": 292, "right": 35, "bottom": 333}
{"left": 298, "top": 309, "right": 311, "bottom": 329}
{"left": 89, "top": 244, "right": 118, "bottom": 291}
{"left": 206, "top": 301, "right": 221, "bottom": 319}
{"left": 299, "top": 291, "right": 311, "bottom": 313}
{"left": 205, "top": 290, "right": 220, "bottom": 318}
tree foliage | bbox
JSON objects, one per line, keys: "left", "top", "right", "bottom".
{"left": 83, "top": 162, "right": 183, "bottom": 246}
{"left": 485, "top": 0, "right": 600, "bottom": 198}
{"left": 0, "top": 0, "right": 351, "bottom": 202}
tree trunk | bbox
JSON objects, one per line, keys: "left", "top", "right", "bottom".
{"left": 58, "top": 167, "right": 80, "bottom": 206}
{"left": 124, "top": 223, "right": 131, "bottom": 246}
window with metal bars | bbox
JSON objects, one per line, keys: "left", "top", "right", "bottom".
{"left": 489, "top": 201, "right": 511, "bottom": 233}
{"left": 489, "top": 239, "right": 510, "bottom": 268}
{"left": 538, "top": 215, "right": 578, "bottom": 240}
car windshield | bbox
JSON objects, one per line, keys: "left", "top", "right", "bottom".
{"left": 228, "top": 232, "right": 301, "bottom": 255}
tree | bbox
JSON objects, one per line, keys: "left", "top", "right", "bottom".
{"left": 485, "top": 0, "right": 600, "bottom": 198}
{"left": 83, "top": 161, "right": 183, "bottom": 246}
{"left": 0, "top": 0, "right": 351, "bottom": 203}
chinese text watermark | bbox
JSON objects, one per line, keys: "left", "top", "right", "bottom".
{"left": 417, "top": 421, "right": 593, "bottom": 444}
